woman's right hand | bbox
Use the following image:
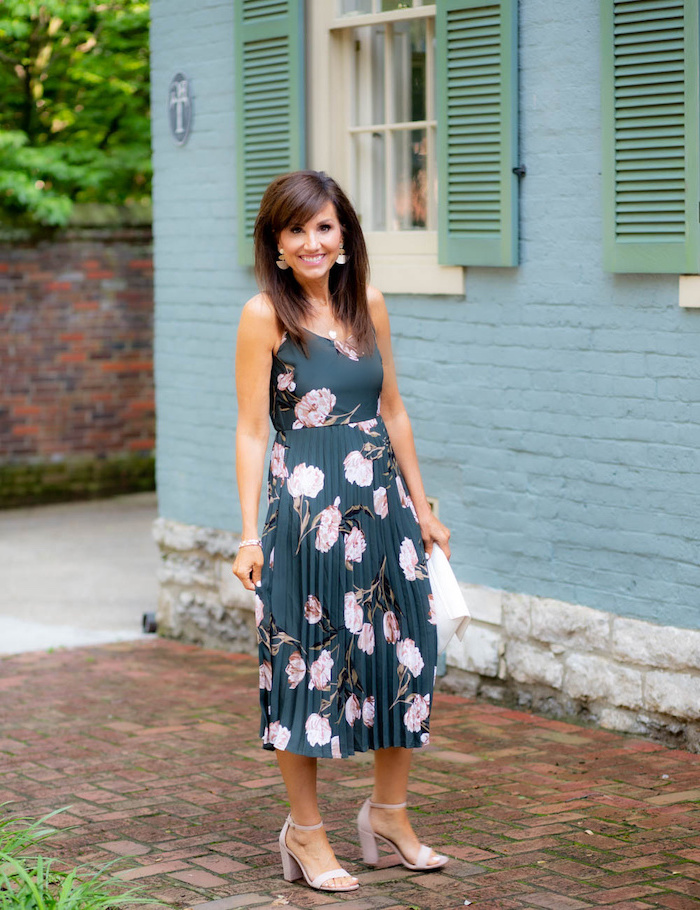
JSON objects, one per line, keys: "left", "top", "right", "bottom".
{"left": 232, "top": 545, "right": 263, "bottom": 591}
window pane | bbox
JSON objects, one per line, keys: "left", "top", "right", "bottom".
{"left": 352, "top": 26, "right": 385, "bottom": 126}
{"left": 339, "top": 0, "right": 373, "bottom": 14}
{"left": 392, "top": 128, "right": 427, "bottom": 229}
{"left": 393, "top": 19, "right": 426, "bottom": 123}
{"left": 353, "top": 132, "right": 386, "bottom": 231}
{"left": 381, "top": 1, "right": 413, "bottom": 10}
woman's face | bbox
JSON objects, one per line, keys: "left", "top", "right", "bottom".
{"left": 277, "top": 201, "right": 343, "bottom": 284}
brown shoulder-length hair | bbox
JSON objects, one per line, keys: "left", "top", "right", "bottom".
{"left": 253, "top": 170, "right": 373, "bottom": 355}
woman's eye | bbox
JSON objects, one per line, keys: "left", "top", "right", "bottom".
{"left": 290, "top": 227, "right": 302, "bottom": 234}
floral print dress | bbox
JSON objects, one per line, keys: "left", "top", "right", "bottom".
{"left": 257, "top": 330, "right": 437, "bottom": 758}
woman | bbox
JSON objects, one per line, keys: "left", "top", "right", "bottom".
{"left": 232, "top": 170, "right": 451, "bottom": 893}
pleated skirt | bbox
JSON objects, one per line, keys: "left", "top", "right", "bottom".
{"left": 256, "top": 417, "right": 437, "bottom": 758}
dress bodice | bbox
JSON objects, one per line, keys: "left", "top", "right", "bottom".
{"left": 270, "top": 332, "right": 383, "bottom": 432}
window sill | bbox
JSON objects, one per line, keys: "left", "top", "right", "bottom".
{"left": 365, "top": 232, "right": 465, "bottom": 296}
{"left": 679, "top": 275, "right": 700, "bottom": 308}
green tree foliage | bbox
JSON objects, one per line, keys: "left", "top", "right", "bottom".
{"left": 0, "top": 1, "right": 150, "bottom": 228}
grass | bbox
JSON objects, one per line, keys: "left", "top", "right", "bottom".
{"left": 0, "top": 806, "right": 156, "bottom": 910}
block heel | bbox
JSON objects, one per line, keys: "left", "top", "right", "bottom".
{"left": 356, "top": 799, "right": 449, "bottom": 871}
{"left": 278, "top": 815, "right": 359, "bottom": 892}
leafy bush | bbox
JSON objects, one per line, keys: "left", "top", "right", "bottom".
{"left": 0, "top": 1, "right": 151, "bottom": 229}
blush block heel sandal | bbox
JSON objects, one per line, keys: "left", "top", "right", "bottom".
{"left": 279, "top": 815, "right": 359, "bottom": 892}
{"left": 357, "top": 799, "right": 449, "bottom": 871}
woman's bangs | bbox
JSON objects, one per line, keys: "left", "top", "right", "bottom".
{"left": 274, "top": 181, "right": 333, "bottom": 234}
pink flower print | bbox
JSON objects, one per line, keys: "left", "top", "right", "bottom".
{"left": 362, "top": 696, "right": 375, "bottom": 728}
{"left": 293, "top": 388, "right": 336, "bottom": 428}
{"left": 259, "top": 660, "right": 272, "bottom": 691}
{"left": 315, "top": 496, "right": 341, "bottom": 552}
{"left": 254, "top": 594, "right": 264, "bottom": 628}
{"left": 305, "top": 712, "right": 332, "bottom": 747}
{"left": 383, "top": 611, "right": 401, "bottom": 644}
{"left": 420, "top": 732, "right": 430, "bottom": 745}
{"left": 270, "top": 442, "right": 288, "bottom": 479}
{"left": 343, "top": 450, "right": 373, "bottom": 487}
{"left": 304, "top": 595, "right": 322, "bottom": 624}
{"left": 403, "top": 694, "right": 430, "bottom": 733}
{"left": 345, "top": 694, "right": 361, "bottom": 725}
{"left": 428, "top": 593, "right": 437, "bottom": 625}
{"left": 396, "top": 476, "right": 407, "bottom": 503}
{"left": 344, "top": 527, "right": 367, "bottom": 563}
{"left": 308, "top": 649, "right": 334, "bottom": 690}
{"left": 287, "top": 463, "right": 324, "bottom": 499}
{"left": 356, "top": 418, "right": 378, "bottom": 433}
{"left": 269, "top": 547, "right": 275, "bottom": 570}
{"left": 344, "top": 592, "right": 363, "bottom": 633}
{"left": 277, "top": 370, "right": 296, "bottom": 392}
{"left": 358, "top": 622, "right": 375, "bottom": 655}
{"left": 266, "top": 721, "right": 291, "bottom": 750}
{"left": 334, "top": 338, "right": 359, "bottom": 361}
{"left": 396, "top": 475, "right": 419, "bottom": 522}
{"left": 399, "top": 537, "right": 419, "bottom": 580}
{"left": 373, "top": 486, "right": 388, "bottom": 519}
{"left": 396, "top": 638, "right": 424, "bottom": 678}
{"left": 285, "top": 651, "right": 306, "bottom": 689}
{"left": 331, "top": 735, "right": 342, "bottom": 758}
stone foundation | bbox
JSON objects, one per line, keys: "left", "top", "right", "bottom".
{"left": 153, "top": 518, "right": 257, "bottom": 654}
{"left": 153, "top": 518, "right": 700, "bottom": 752}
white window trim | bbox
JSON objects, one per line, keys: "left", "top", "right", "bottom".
{"left": 679, "top": 276, "right": 700, "bottom": 308}
{"left": 307, "top": 0, "right": 464, "bottom": 296}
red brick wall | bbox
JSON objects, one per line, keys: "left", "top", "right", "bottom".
{"left": 0, "top": 228, "right": 154, "bottom": 461}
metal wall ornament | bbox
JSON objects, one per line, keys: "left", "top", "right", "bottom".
{"left": 168, "top": 73, "right": 193, "bottom": 146}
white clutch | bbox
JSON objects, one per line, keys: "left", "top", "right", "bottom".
{"left": 427, "top": 544, "right": 471, "bottom": 654}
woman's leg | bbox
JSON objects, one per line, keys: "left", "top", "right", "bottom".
{"left": 276, "top": 751, "right": 357, "bottom": 887}
{"left": 370, "top": 747, "right": 442, "bottom": 865}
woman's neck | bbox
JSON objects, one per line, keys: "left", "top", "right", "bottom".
{"left": 296, "top": 276, "right": 331, "bottom": 309}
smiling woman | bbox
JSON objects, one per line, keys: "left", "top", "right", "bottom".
{"left": 278, "top": 203, "right": 344, "bottom": 282}
{"left": 230, "top": 169, "right": 451, "bottom": 894}
{"left": 251, "top": 170, "right": 374, "bottom": 357}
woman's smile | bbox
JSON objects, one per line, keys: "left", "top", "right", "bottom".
{"left": 278, "top": 201, "right": 342, "bottom": 279}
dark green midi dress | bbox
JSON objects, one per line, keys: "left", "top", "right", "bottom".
{"left": 257, "top": 330, "right": 437, "bottom": 758}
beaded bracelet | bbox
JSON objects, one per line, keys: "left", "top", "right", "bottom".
{"left": 239, "top": 538, "right": 262, "bottom": 548}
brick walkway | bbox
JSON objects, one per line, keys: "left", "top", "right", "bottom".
{"left": 1, "top": 641, "right": 699, "bottom": 910}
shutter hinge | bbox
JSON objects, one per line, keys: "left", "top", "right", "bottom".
{"left": 512, "top": 165, "right": 526, "bottom": 178}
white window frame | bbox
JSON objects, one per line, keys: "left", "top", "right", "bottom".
{"left": 307, "top": 0, "right": 465, "bottom": 295}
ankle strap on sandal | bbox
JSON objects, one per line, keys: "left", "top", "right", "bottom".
{"left": 369, "top": 799, "right": 407, "bottom": 810}
{"left": 287, "top": 814, "right": 324, "bottom": 830}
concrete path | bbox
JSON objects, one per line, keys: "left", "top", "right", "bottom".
{"left": 0, "top": 492, "right": 158, "bottom": 654}
{"left": 1, "top": 640, "right": 699, "bottom": 910}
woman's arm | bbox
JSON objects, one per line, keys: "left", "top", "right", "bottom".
{"left": 369, "top": 287, "right": 451, "bottom": 558}
{"left": 232, "top": 294, "right": 280, "bottom": 590}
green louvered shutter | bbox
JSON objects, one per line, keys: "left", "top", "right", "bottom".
{"left": 601, "top": 0, "right": 700, "bottom": 273}
{"left": 436, "top": 0, "right": 519, "bottom": 267}
{"left": 235, "top": 0, "right": 305, "bottom": 266}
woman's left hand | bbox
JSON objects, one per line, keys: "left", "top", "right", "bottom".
{"left": 420, "top": 511, "right": 451, "bottom": 560}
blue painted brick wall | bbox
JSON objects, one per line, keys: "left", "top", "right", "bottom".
{"left": 151, "top": 0, "right": 700, "bottom": 630}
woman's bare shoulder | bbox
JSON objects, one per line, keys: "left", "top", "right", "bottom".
{"left": 367, "top": 285, "right": 390, "bottom": 334}
{"left": 241, "top": 292, "right": 276, "bottom": 323}
{"left": 240, "top": 293, "right": 280, "bottom": 341}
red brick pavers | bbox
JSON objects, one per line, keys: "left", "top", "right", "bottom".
{"left": 0, "top": 641, "right": 698, "bottom": 910}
